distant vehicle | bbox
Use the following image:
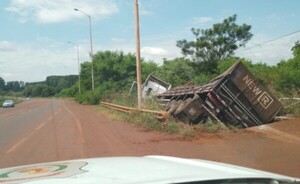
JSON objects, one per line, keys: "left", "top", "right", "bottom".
{"left": 0, "top": 156, "right": 298, "bottom": 183}
{"left": 2, "top": 100, "right": 15, "bottom": 108}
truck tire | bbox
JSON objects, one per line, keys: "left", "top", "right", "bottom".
{"left": 174, "top": 98, "right": 193, "bottom": 124}
{"left": 168, "top": 100, "right": 182, "bottom": 115}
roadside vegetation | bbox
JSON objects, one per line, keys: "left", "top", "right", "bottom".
{"left": 97, "top": 101, "right": 243, "bottom": 138}
{"left": 96, "top": 104, "right": 229, "bottom": 138}
{"left": 97, "top": 92, "right": 236, "bottom": 136}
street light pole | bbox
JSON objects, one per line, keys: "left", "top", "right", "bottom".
{"left": 74, "top": 8, "right": 95, "bottom": 91}
{"left": 68, "top": 42, "right": 81, "bottom": 94}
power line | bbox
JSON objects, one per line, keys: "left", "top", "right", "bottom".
{"left": 237, "top": 29, "right": 300, "bottom": 52}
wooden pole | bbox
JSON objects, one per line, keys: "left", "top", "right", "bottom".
{"left": 134, "top": 0, "right": 142, "bottom": 109}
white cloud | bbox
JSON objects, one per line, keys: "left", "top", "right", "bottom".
{"left": 107, "top": 30, "right": 299, "bottom": 67}
{"left": 104, "top": 37, "right": 181, "bottom": 64}
{"left": 141, "top": 47, "right": 168, "bottom": 56}
{"left": 5, "top": 0, "right": 119, "bottom": 23}
{"left": 141, "top": 43, "right": 181, "bottom": 63}
{"left": 193, "top": 16, "right": 214, "bottom": 24}
{"left": 106, "top": 39, "right": 176, "bottom": 62}
{"left": 139, "top": 30, "right": 299, "bottom": 66}
{"left": 236, "top": 33, "right": 300, "bottom": 65}
{"left": 0, "top": 41, "right": 15, "bottom": 52}
{"left": 140, "top": 9, "right": 152, "bottom": 16}
{"left": 0, "top": 40, "right": 90, "bottom": 82}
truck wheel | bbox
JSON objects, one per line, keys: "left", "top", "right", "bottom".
{"left": 174, "top": 98, "right": 192, "bottom": 124}
{"left": 168, "top": 100, "right": 182, "bottom": 115}
{"left": 165, "top": 100, "right": 176, "bottom": 111}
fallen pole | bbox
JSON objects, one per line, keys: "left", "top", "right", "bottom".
{"left": 100, "top": 102, "right": 169, "bottom": 121}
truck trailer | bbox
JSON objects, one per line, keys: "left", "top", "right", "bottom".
{"left": 157, "top": 61, "right": 283, "bottom": 128}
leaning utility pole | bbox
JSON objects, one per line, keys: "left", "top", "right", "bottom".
{"left": 134, "top": 0, "right": 142, "bottom": 109}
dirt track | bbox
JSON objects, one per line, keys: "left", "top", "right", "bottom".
{"left": 0, "top": 99, "right": 299, "bottom": 177}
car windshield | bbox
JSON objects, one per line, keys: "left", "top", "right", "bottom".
{"left": 0, "top": 0, "right": 299, "bottom": 183}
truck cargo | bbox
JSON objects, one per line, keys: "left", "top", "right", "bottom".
{"left": 157, "top": 61, "right": 283, "bottom": 128}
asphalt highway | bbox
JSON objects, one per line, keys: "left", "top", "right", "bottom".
{"left": 0, "top": 98, "right": 299, "bottom": 178}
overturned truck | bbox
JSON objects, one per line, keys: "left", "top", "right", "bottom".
{"left": 157, "top": 61, "right": 283, "bottom": 128}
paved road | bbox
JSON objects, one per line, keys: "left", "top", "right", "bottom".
{"left": 0, "top": 99, "right": 81, "bottom": 167}
{"left": 0, "top": 98, "right": 300, "bottom": 178}
{"left": 0, "top": 98, "right": 162, "bottom": 167}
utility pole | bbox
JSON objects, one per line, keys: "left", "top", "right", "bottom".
{"left": 68, "top": 41, "right": 81, "bottom": 94}
{"left": 74, "top": 8, "right": 94, "bottom": 91}
{"left": 76, "top": 44, "right": 81, "bottom": 94}
{"left": 134, "top": 0, "right": 142, "bottom": 109}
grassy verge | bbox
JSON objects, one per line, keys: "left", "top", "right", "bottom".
{"left": 96, "top": 92, "right": 238, "bottom": 137}
{"left": 96, "top": 103, "right": 232, "bottom": 138}
{"left": 280, "top": 99, "right": 300, "bottom": 116}
{"left": 201, "top": 121, "right": 225, "bottom": 133}
{"left": 96, "top": 105, "right": 178, "bottom": 133}
{"left": 276, "top": 91, "right": 300, "bottom": 116}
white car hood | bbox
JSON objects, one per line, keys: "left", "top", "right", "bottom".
{"left": 0, "top": 156, "right": 298, "bottom": 184}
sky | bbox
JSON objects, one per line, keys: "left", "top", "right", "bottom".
{"left": 0, "top": 0, "right": 299, "bottom": 82}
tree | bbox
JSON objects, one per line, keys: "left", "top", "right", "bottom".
{"left": 74, "top": 51, "right": 159, "bottom": 103}
{"left": 292, "top": 41, "right": 300, "bottom": 58}
{"left": 141, "top": 61, "right": 159, "bottom": 81}
{"left": 5, "top": 81, "right": 21, "bottom": 92}
{"left": 46, "top": 75, "right": 77, "bottom": 93}
{"left": 177, "top": 14, "right": 252, "bottom": 73}
{"left": 155, "top": 58, "right": 196, "bottom": 87}
{"left": 0, "top": 77, "right": 5, "bottom": 90}
{"left": 31, "top": 85, "right": 44, "bottom": 97}
{"left": 23, "top": 85, "right": 34, "bottom": 97}
{"left": 273, "top": 41, "right": 300, "bottom": 94}
{"left": 93, "top": 51, "right": 137, "bottom": 91}
{"left": 41, "top": 86, "right": 55, "bottom": 97}
{"left": 80, "top": 62, "right": 93, "bottom": 91}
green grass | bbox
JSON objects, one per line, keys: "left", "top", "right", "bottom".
{"left": 96, "top": 102, "right": 236, "bottom": 138}
{"left": 97, "top": 103, "right": 232, "bottom": 138}
{"left": 96, "top": 105, "right": 180, "bottom": 134}
{"left": 202, "top": 120, "right": 226, "bottom": 133}
{"left": 276, "top": 91, "right": 300, "bottom": 116}
{"left": 280, "top": 99, "right": 300, "bottom": 116}
{"left": 96, "top": 94, "right": 247, "bottom": 137}
{"left": 102, "top": 92, "right": 137, "bottom": 107}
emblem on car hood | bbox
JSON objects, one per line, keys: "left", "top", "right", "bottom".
{"left": 0, "top": 161, "right": 87, "bottom": 183}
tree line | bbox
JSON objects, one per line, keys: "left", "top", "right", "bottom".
{"left": 0, "top": 79, "right": 25, "bottom": 96}
{"left": 0, "top": 75, "right": 77, "bottom": 97}
{"left": 1, "top": 14, "right": 299, "bottom": 103}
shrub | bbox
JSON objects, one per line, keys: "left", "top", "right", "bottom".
{"left": 58, "top": 86, "right": 78, "bottom": 97}
{"left": 76, "top": 91, "right": 101, "bottom": 105}
{"left": 203, "top": 120, "right": 225, "bottom": 133}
